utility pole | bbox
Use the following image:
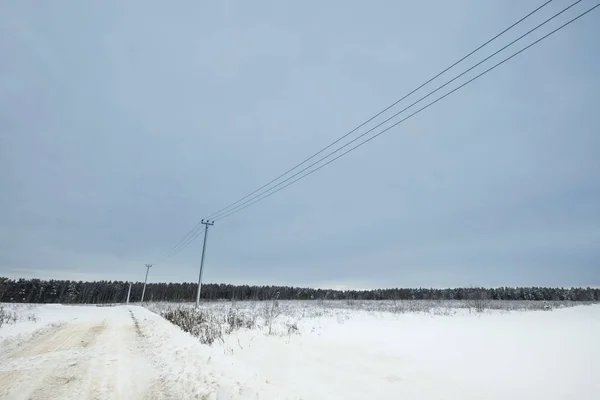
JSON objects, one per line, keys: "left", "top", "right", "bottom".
{"left": 141, "top": 264, "right": 152, "bottom": 303}
{"left": 195, "top": 220, "right": 214, "bottom": 310}
{"left": 126, "top": 282, "right": 132, "bottom": 305}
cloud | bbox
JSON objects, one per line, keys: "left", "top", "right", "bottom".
{"left": 1, "top": 0, "right": 599, "bottom": 288}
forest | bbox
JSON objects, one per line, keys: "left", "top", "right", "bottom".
{"left": 1, "top": 277, "right": 598, "bottom": 304}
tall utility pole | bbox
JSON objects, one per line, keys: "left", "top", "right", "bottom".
{"left": 126, "top": 282, "right": 132, "bottom": 304}
{"left": 141, "top": 264, "right": 152, "bottom": 303}
{"left": 195, "top": 220, "right": 214, "bottom": 310}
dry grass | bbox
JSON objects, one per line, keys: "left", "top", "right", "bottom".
{"left": 160, "top": 306, "right": 258, "bottom": 345}
{"left": 0, "top": 304, "right": 38, "bottom": 328}
{"left": 146, "top": 299, "right": 588, "bottom": 345}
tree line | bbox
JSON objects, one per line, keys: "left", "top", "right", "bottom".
{"left": 1, "top": 277, "right": 598, "bottom": 304}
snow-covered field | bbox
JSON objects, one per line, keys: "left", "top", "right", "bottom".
{"left": 145, "top": 298, "right": 584, "bottom": 340}
{"left": 0, "top": 303, "right": 109, "bottom": 341}
{"left": 1, "top": 301, "right": 598, "bottom": 399}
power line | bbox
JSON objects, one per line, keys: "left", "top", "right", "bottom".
{"left": 165, "top": 222, "right": 205, "bottom": 259}
{"left": 202, "top": 0, "right": 555, "bottom": 221}
{"left": 213, "top": 3, "right": 599, "bottom": 223}
{"left": 162, "top": 2, "right": 554, "bottom": 260}
{"left": 210, "top": 0, "right": 587, "bottom": 220}
{"left": 161, "top": 0, "right": 596, "bottom": 258}
{"left": 164, "top": 220, "right": 204, "bottom": 259}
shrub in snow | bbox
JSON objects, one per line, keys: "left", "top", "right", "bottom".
{"left": 467, "top": 289, "right": 490, "bottom": 313}
{"left": 157, "top": 305, "right": 260, "bottom": 345}
{"left": 226, "top": 308, "right": 256, "bottom": 332}
{"left": 286, "top": 322, "right": 299, "bottom": 335}
{"left": 162, "top": 308, "right": 223, "bottom": 345}
{"left": 263, "top": 299, "right": 283, "bottom": 335}
{"left": 0, "top": 305, "right": 20, "bottom": 327}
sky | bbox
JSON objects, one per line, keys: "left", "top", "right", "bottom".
{"left": 1, "top": 0, "right": 599, "bottom": 289}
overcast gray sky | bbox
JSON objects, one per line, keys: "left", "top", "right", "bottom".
{"left": 1, "top": 0, "right": 599, "bottom": 289}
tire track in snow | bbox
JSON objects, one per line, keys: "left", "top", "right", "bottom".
{"left": 0, "top": 306, "right": 164, "bottom": 400}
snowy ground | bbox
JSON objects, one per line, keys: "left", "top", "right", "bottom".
{"left": 0, "top": 305, "right": 163, "bottom": 399}
{"left": 0, "top": 303, "right": 110, "bottom": 341}
{"left": 0, "top": 302, "right": 598, "bottom": 399}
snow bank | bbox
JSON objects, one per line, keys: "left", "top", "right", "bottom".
{"left": 132, "top": 305, "right": 291, "bottom": 399}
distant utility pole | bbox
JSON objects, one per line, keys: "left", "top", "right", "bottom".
{"left": 141, "top": 264, "right": 152, "bottom": 303}
{"left": 195, "top": 220, "right": 215, "bottom": 310}
{"left": 126, "top": 282, "right": 132, "bottom": 305}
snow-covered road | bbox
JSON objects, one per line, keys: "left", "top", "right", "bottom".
{"left": 0, "top": 307, "right": 163, "bottom": 400}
